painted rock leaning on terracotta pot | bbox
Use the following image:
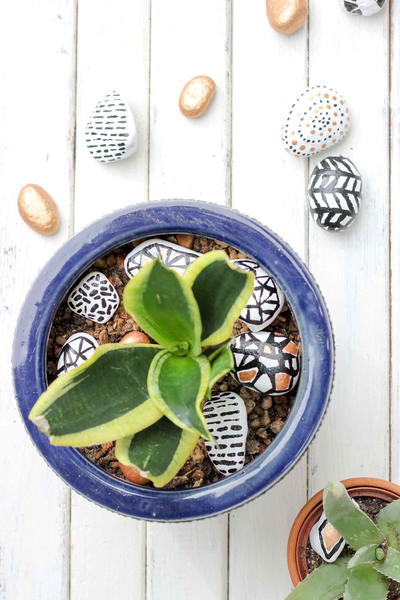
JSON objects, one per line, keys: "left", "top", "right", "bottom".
{"left": 266, "top": 0, "right": 308, "bottom": 35}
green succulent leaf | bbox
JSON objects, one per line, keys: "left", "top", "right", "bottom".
{"left": 376, "top": 499, "right": 400, "bottom": 550}
{"left": 123, "top": 258, "right": 202, "bottom": 355}
{"left": 184, "top": 251, "right": 254, "bottom": 346}
{"left": 285, "top": 557, "right": 349, "bottom": 600}
{"left": 148, "top": 350, "right": 211, "bottom": 439}
{"left": 348, "top": 545, "right": 380, "bottom": 568}
{"left": 29, "top": 344, "right": 163, "bottom": 446}
{"left": 116, "top": 417, "right": 199, "bottom": 488}
{"left": 203, "top": 339, "right": 232, "bottom": 361}
{"left": 372, "top": 546, "right": 400, "bottom": 583}
{"left": 324, "top": 483, "right": 385, "bottom": 550}
{"left": 208, "top": 346, "right": 234, "bottom": 395}
{"left": 343, "top": 564, "right": 388, "bottom": 600}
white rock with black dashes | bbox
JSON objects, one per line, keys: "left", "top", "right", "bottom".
{"left": 342, "top": 0, "right": 386, "bottom": 16}
{"left": 57, "top": 332, "right": 98, "bottom": 376}
{"left": 67, "top": 271, "right": 120, "bottom": 324}
{"left": 124, "top": 238, "right": 200, "bottom": 279}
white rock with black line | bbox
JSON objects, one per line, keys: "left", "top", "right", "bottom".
{"left": 310, "top": 512, "right": 345, "bottom": 563}
{"left": 57, "top": 332, "right": 98, "bottom": 376}
{"left": 124, "top": 238, "right": 200, "bottom": 279}
{"left": 342, "top": 0, "right": 386, "bottom": 16}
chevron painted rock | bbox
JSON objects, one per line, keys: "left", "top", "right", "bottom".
{"left": 234, "top": 259, "right": 285, "bottom": 331}
{"left": 124, "top": 238, "right": 200, "bottom": 279}
{"left": 67, "top": 272, "right": 120, "bottom": 324}
{"left": 231, "top": 331, "right": 300, "bottom": 395}
{"left": 308, "top": 156, "right": 362, "bottom": 231}
{"left": 85, "top": 91, "right": 137, "bottom": 163}
{"left": 310, "top": 512, "right": 345, "bottom": 563}
{"left": 342, "top": 0, "right": 386, "bottom": 16}
{"left": 282, "top": 86, "right": 351, "bottom": 158}
{"left": 203, "top": 392, "right": 248, "bottom": 476}
{"left": 57, "top": 332, "right": 98, "bottom": 376}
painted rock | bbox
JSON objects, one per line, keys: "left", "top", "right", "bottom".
{"left": 203, "top": 392, "right": 248, "bottom": 476}
{"left": 234, "top": 259, "right": 285, "bottom": 331}
{"left": 282, "top": 86, "right": 351, "bottom": 158}
{"left": 68, "top": 271, "right": 120, "bottom": 324}
{"left": 266, "top": 0, "right": 308, "bottom": 35}
{"left": 119, "top": 331, "right": 150, "bottom": 344}
{"left": 57, "top": 332, "right": 98, "bottom": 376}
{"left": 308, "top": 156, "right": 362, "bottom": 231}
{"left": 124, "top": 238, "right": 200, "bottom": 278}
{"left": 18, "top": 184, "right": 60, "bottom": 235}
{"left": 231, "top": 331, "right": 300, "bottom": 395}
{"left": 179, "top": 75, "right": 216, "bottom": 118}
{"left": 342, "top": 0, "right": 386, "bottom": 16}
{"left": 85, "top": 91, "right": 137, "bottom": 163}
{"left": 310, "top": 512, "right": 345, "bottom": 563}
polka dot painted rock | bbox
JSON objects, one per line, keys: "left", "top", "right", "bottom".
{"left": 282, "top": 86, "right": 351, "bottom": 158}
{"left": 124, "top": 239, "right": 200, "bottom": 279}
{"left": 310, "top": 512, "right": 345, "bottom": 563}
{"left": 231, "top": 331, "right": 300, "bottom": 395}
{"left": 203, "top": 392, "right": 248, "bottom": 476}
{"left": 342, "top": 0, "right": 386, "bottom": 16}
{"left": 234, "top": 259, "right": 285, "bottom": 332}
{"left": 85, "top": 91, "right": 137, "bottom": 163}
{"left": 68, "top": 272, "right": 120, "bottom": 324}
{"left": 308, "top": 156, "right": 362, "bottom": 231}
{"left": 57, "top": 332, "right": 98, "bottom": 376}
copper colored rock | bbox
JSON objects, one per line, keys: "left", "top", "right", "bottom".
{"left": 176, "top": 233, "right": 195, "bottom": 249}
{"left": 119, "top": 331, "right": 150, "bottom": 345}
{"left": 179, "top": 75, "right": 216, "bottom": 118}
{"left": 18, "top": 184, "right": 60, "bottom": 235}
{"left": 266, "top": 0, "right": 308, "bottom": 35}
{"left": 118, "top": 462, "right": 149, "bottom": 485}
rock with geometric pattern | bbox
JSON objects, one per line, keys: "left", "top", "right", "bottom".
{"left": 308, "top": 156, "right": 362, "bottom": 232}
{"left": 309, "top": 512, "right": 345, "bottom": 563}
{"left": 124, "top": 238, "right": 200, "bottom": 279}
{"left": 234, "top": 259, "right": 285, "bottom": 331}
{"left": 342, "top": 0, "right": 386, "bottom": 16}
{"left": 231, "top": 331, "right": 300, "bottom": 395}
{"left": 57, "top": 332, "right": 98, "bottom": 376}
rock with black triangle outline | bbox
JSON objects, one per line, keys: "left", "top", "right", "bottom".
{"left": 342, "top": 0, "right": 386, "bottom": 16}
{"left": 57, "top": 332, "right": 98, "bottom": 376}
{"left": 124, "top": 238, "right": 200, "bottom": 279}
{"left": 309, "top": 512, "right": 345, "bottom": 563}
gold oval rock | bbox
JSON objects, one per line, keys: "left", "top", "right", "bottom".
{"left": 179, "top": 75, "right": 216, "bottom": 118}
{"left": 18, "top": 184, "right": 60, "bottom": 235}
{"left": 266, "top": 0, "right": 308, "bottom": 35}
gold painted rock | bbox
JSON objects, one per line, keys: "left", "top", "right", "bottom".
{"left": 18, "top": 184, "right": 60, "bottom": 235}
{"left": 119, "top": 331, "right": 150, "bottom": 345}
{"left": 266, "top": 0, "right": 308, "bottom": 35}
{"left": 179, "top": 75, "right": 216, "bottom": 118}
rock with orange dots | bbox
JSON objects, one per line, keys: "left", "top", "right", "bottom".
{"left": 231, "top": 331, "right": 300, "bottom": 395}
{"left": 281, "top": 86, "right": 351, "bottom": 158}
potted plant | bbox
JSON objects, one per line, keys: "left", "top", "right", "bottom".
{"left": 286, "top": 478, "right": 400, "bottom": 599}
{"left": 13, "top": 200, "right": 334, "bottom": 521}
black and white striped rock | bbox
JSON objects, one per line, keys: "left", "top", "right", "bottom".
{"left": 67, "top": 272, "right": 120, "bottom": 324}
{"left": 124, "top": 238, "right": 200, "bottom": 279}
{"left": 85, "top": 91, "right": 137, "bottom": 163}
{"left": 342, "top": 0, "right": 386, "bottom": 16}
{"left": 234, "top": 259, "right": 285, "bottom": 332}
{"left": 57, "top": 333, "right": 98, "bottom": 376}
{"left": 310, "top": 512, "right": 345, "bottom": 563}
{"left": 308, "top": 156, "right": 362, "bottom": 231}
{"left": 231, "top": 332, "right": 300, "bottom": 395}
{"left": 203, "top": 392, "right": 248, "bottom": 476}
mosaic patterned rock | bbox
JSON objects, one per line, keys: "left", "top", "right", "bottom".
{"left": 343, "top": 0, "right": 386, "bottom": 16}
{"left": 67, "top": 272, "right": 120, "bottom": 324}
{"left": 124, "top": 238, "right": 200, "bottom": 279}
{"left": 282, "top": 86, "right": 351, "bottom": 158}
{"left": 85, "top": 91, "right": 137, "bottom": 163}
{"left": 308, "top": 156, "right": 362, "bottom": 231}
{"left": 234, "top": 259, "right": 285, "bottom": 331}
{"left": 203, "top": 392, "right": 248, "bottom": 476}
{"left": 231, "top": 331, "right": 300, "bottom": 395}
{"left": 57, "top": 332, "right": 98, "bottom": 376}
{"left": 310, "top": 512, "right": 345, "bottom": 563}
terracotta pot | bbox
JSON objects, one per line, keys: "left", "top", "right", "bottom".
{"left": 287, "top": 477, "right": 400, "bottom": 586}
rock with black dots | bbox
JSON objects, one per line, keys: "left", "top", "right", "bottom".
{"left": 57, "top": 332, "right": 98, "bottom": 376}
{"left": 124, "top": 238, "right": 200, "bottom": 279}
{"left": 342, "top": 0, "right": 386, "bottom": 16}
{"left": 85, "top": 91, "right": 137, "bottom": 163}
{"left": 68, "top": 272, "right": 120, "bottom": 324}
{"left": 310, "top": 512, "right": 345, "bottom": 563}
{"left": 308, "top": 156, "right": 362, "bottom": 231}
{"left": 282, "top": 86, "right": 351, "bottom": 158}
{"left": 203, "top": 392, "right": 248, "bottom": 476}
{"left": 231, "top": 331, "right": 300, "bottom": 395}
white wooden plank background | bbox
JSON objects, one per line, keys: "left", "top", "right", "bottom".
{"left": 0, "top": 1, "right": 395, "bottom": 598}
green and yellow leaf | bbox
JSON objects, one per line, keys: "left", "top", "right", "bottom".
{"left": 376, "top": 499, "right": 400, "bottom": 551}
{"left": 343, "top": 564, "right": 388, "bottom": 600}
{"left": 29, "top": 344, "right": 163, "bottom": 446}
{"left": 116, "top": 418, "right": 199, "bottom": 488}
{"left": 148, "top": 350, "right": 211, "bottom": 439}
{"left": 208, "top": 346, "right": 234, "bottom": 394}
{"left": 184, "top": 251, "right": 254, "bottom": 346}
{"left": 123, "top": 259, "right": 202, "bottom": 355}
{"left": 284, "top": 557, "right": 349, "bottom": 600}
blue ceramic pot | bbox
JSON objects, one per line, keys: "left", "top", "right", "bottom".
{"left": 12, "top": 200, "right": 334, "bottom": 521}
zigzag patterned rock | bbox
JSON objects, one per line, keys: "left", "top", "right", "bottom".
{"left": 308, "top": 156, "right": 362, "bottom": 231}
{"left": 343, "top": 0, "right": 386, "bottom": 16}
{"left": 124, "top": 239, "right": 200, "bottom": 278}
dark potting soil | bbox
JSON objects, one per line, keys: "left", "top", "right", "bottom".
{"left": 306, "top": 496, "right": 400, "bottom": 600}
{"left": 46, "top": 235, "right": 301, "bottom": 490}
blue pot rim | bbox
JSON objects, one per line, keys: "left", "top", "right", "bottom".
{"left": 12, "top": 200, "right": 334, "bottom": 522}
